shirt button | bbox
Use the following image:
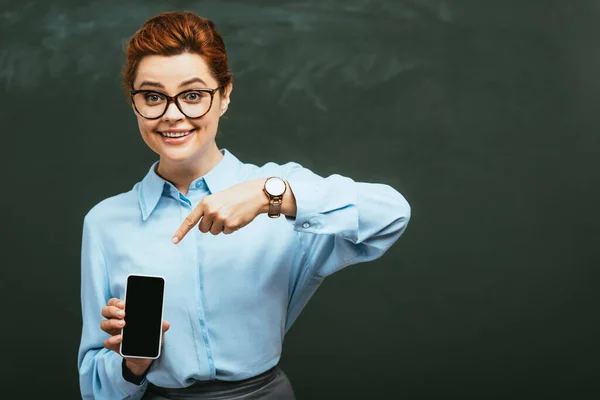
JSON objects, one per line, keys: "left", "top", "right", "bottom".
{"left": 302, "top": 222, "right": 310, "bottom": 229}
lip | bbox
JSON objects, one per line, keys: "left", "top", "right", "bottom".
{"left": 157, "top": 128, "right": 196, "bottom": 144}
{"left": 157, "top": 128, "right": 195, "bottom": 133}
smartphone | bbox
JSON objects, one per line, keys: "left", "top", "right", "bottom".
{"left": 119, "top": 274, "right": 166, "bottom": 359}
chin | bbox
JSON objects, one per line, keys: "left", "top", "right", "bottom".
{"left": 158, "top": 149, "right": 201, "bottom": 163}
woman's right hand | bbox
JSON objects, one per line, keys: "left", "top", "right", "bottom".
{"left": 100, "top": 297, "right": 170, "bottom": 377}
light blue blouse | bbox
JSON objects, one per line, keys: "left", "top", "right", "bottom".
{"left": 78, "top": 149, "right": 411, "bottom": 399}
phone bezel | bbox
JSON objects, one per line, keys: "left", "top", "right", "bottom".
{"left": 119, "top": 273, "right": 166, "bottom": 360}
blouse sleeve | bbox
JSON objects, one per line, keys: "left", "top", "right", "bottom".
{"left": 77, "top": 213, "right": 148, "bottom": 400}
{"left": 282, "top": 162, "right": 411, "bottom": 278}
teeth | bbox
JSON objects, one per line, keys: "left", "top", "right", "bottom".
{"left": 160, "top": 130, "right": 192, "bottom": 138}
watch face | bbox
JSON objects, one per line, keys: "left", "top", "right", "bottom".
{"left": 265, "top": 177, "right": 286, "bottom": 196}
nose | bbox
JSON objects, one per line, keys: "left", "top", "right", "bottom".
{"left": 162, "top": 100, "right": 185, "bottom": 122}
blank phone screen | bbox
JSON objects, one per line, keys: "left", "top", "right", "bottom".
{"left": 121, "top": 275, "right": 165, "bottom": 358}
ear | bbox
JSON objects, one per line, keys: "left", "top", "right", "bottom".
{"left": 219, "top": 83, "right": 233, "bottom": 116}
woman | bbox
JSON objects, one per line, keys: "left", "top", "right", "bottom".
{"left": 77, "top": 10, "right": 411, "bottom": 400}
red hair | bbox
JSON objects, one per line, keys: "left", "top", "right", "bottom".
{"left": 122, "top": 11, "right": 232, "bottom": 100}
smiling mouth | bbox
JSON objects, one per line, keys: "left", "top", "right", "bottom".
{"left": 157, "top": 129, "right": 196, "bottom": 138}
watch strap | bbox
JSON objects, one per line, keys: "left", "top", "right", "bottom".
{"left": 267, "top": 195, "right": 283, "bottom": 218}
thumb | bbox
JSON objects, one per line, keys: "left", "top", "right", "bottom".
{"left": 162, "top": 320, "right": 171, "bottom": 333}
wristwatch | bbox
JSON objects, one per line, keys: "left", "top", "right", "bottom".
{"left": 263, "top": 177, "right": 287, "bottom": 218}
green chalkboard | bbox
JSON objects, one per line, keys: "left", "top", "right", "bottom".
{"left": 1, "top": 0, "right": 598, "bottom": 398}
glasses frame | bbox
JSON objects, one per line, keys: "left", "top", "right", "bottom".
{"left": 130, "top": 86, "right": 222, "bottom": 120}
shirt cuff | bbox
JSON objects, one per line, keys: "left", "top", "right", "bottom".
{"left": 105, "top": 352, "right": 148, "bottom": 396}
{"left": 122, "top": 358, "right": 148, "bottom": 386}
{"left": 286, "top": 175, "right": 359, "bottom": 241}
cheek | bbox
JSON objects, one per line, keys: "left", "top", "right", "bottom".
{"left": 137, "top": 117, "right": 157, "bottom": 135}
{"left": 205, "top": 103, "right": 224, "bottom": 124}
{"left": 189, "top": 112, "right": 220, "bottom": 131}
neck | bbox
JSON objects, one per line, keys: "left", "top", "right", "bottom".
{"left": 156, "top": 142, "right": 223, "bottom": 196}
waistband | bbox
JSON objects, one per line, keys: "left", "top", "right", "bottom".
{"left": 146, "top": 366, "right": 279, "bottom": 399}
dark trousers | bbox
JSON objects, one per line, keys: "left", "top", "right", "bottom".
{"left": 141, "top": 366, "right": 296, "bottom": 400}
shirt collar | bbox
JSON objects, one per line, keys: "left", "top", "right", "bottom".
{"left": 137, "top": 148, "right": 243, "bottom": 221}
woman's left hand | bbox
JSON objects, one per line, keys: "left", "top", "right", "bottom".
{"left": 172, "top": 179, "right": 269, "bottom": 242}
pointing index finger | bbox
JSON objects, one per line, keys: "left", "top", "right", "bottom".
{"left": 172, "top": 203, "right": 204, "bottom": 244}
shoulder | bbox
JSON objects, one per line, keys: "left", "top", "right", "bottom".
{"left": 83, "top": 183, "right": 141, "bottom": 226}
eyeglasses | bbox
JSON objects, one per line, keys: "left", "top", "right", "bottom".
{"left": 130, "top": 87, "right": 222, "bottom": 120}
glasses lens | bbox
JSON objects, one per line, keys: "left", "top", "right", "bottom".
{"left": 132, "top": 90, "right": 212, "bottom": 119}
{"left": 177, "top": 90, "right": 212, "bottom": 118}
{"left": 132, "top": 92, "right": 168, "bottom": 119}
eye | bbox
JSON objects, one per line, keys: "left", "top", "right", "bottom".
{"left": 145, "top": 92, "right": 165, "bottom": 103}
{"left": 182, "top": 91, "right": 206, "bottom": 102}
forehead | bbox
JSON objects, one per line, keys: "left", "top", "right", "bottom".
{"left": 134, "top": 53, "right": 215, "bottom": 87}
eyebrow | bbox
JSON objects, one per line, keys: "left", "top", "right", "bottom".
{"left": 138, "top": 77, "right": 208, "bottom": 89}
